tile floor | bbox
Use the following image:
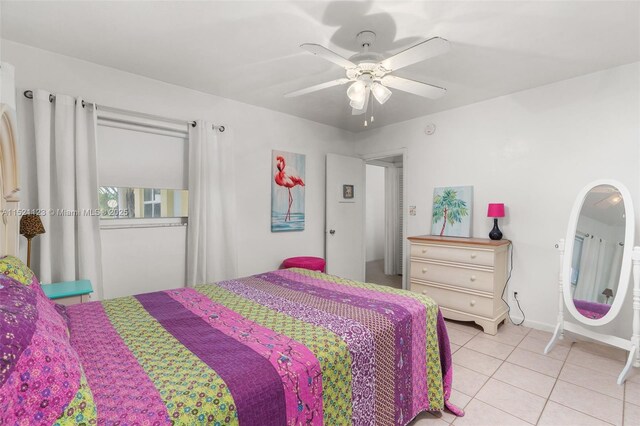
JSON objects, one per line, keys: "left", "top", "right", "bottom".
{"left": 408, "top": 319, "right": 640, "bottom": 426}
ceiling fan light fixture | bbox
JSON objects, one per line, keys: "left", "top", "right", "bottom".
{"left": 349, "top": 97, "right": 366, "bottom": 111}
{"left": 371, "top": 82, "right": 391, "bottom": 105}
{"left": 347, "top": 81, "right": 367, "bottom": 103}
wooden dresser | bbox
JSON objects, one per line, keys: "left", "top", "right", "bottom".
{"left": 408, "top": 235, "right": 510, "bottom": 334}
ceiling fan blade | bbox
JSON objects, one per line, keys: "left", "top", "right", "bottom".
{"left": 381, "top": 75, "right": 446, "bottom": 99}
{"left": 380, "top": 37, "right": 450, "bottom": 71}
{"left": 285, "top": 78, "right": 350, "bottom": 98}
{"left": 301, "top": 43, "right": 357, "bottom": 69}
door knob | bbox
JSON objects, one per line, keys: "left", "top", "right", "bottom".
{"left": 329, "top": 229, "right": 336, "bottom": 235}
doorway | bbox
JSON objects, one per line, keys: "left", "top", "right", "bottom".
{"left": 365, "top": 154, "right": 405, "bottom": 289}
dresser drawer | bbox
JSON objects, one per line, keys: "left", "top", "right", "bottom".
{"left": 410, "top": 261, "right": 494, "bottom": 293}
{"left": 410, "top": 243, "right": 494, "bottom": 267}
{"left": 411, "top": 282, "right": 494, "bottom": 317}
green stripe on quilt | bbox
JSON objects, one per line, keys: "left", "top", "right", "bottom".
{"left": 102, "top": 297, "right": 238, "bottom": 425}
{"left": 54, "top": 371, "right": 96, "bottom": 426}
{"left": 195, "top": 283, "right": 353, "bottom": 425}
{"left": 290, "top": 268, "right": 445, "bottom": 410}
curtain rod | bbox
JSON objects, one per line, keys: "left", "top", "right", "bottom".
{"left": 23, "top": 90, "right": 225, "bottom": 132}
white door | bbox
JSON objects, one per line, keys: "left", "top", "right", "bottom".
{"left": 325, "top": 153, "right": 365, "bottom": 281}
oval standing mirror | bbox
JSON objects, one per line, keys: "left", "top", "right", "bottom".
{"left": 563, "top": 180, "right": 635, "bottom": 326}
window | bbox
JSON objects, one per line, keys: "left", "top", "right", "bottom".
{"left": 96, "top": 114, "right": 189, "bottom": 223}
{"left": 143, "top": 188, "right": 161, "bottom": 217}
{"left": 99, "top": 187, "right": 188, "bottom": 219}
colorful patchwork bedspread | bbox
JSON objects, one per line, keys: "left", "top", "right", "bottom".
{"left": 59, "top": 268, "right": 459, "bottom": 425}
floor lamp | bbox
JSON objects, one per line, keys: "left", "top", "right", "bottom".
{"left": 19, "top": 214, "right": 45, "bottom": 268}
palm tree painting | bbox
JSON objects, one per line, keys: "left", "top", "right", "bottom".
{"left": 431, "top": 186, "right": 473, "bottom": 237}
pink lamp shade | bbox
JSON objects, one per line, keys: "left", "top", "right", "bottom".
{"left": 487, "top": 203, "right": 505, "bottom": 218}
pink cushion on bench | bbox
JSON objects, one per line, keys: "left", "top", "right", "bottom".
{"left": 282, "top": 256, "right": 326, "bottom": 272}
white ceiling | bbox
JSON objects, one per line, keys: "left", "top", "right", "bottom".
{"left": 2, "top": 1, "right": 639, "bottom": 132}
{"left": 582, "top": 186, "right": 625, "bottom": 227}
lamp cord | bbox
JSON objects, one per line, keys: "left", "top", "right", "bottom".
{"left": 500, "top": 241, "right": 525, "bottom": 325}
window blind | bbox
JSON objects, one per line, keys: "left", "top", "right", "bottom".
{"left": 97, "top": 124, "right": 188, "bottom": 190}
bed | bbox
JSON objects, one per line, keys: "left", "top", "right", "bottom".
{"left": 0, "top": 102, "right": 460, "bottom": 425}
{"left": 0, "top": 260, "right": 460, "bottom": 425}
{"left": 573, "top": 298, "right": 611, "bottom": 320}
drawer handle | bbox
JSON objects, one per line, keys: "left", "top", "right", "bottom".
{"left": 422, "top": 290, "right": 428, "bottom": 295}
{"left": 470, "top": 300, "right": 476, "bottom": 307}
{"left": 470, "top": 275, "right": 477, "bottom": 282}
{"left": 421, "top": 248, "right": 428, "bottom": 254}
{"left": 422, "top": 267, "right": 428, "bottom": 273}
{"left": 470, "top": 253, "right": 477, "bottom": 259}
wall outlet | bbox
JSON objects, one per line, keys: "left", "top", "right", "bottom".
{"left": 510, "top": 291, "right": 519, "bottom": 302}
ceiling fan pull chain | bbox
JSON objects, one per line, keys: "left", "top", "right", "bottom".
{"left": 364, "top": 93, "right": 369, "bottom": 126}
{"left": 371, "top": 94, "right": 375, "bottom": 123}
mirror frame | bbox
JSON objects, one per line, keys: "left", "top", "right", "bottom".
{"left": 562, "top": 179, "right": 635, "bottom": 326}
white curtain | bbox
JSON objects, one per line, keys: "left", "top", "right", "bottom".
{"left": 187, "top": 121, "right": 237, "bottom": 285}
{"left": 606, "top": 243, "right": 623, "bottom": 295}
{"left": 32, "top": 90, "right": 103, "bottom": 298}
{"left": 574, "top": 234, "right": 621, "bottom": 303}
{"left": 574, "top": 235, "right": 602, "bottom": 301}
{"left": 384, "top": 166, "right": 400, "bottom": 275}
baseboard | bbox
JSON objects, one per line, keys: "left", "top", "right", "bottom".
{"left": 507, "top": 315, "right": 556, "bottom": 333}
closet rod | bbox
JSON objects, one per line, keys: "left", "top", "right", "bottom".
{"left": 22, "top": 90, "right": 225, "bottom": 132}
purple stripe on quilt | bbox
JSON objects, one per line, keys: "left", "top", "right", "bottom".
{"left": 259, "top": 272, "right": 413, "bottom": 423}
{"left": 165, "top": 288, "right": 324, "bottom": 425}
{"left": 0, "top": 276, "right": 37, "bottom": 387}
{"left": 276, "top": 269, "right": 429, "bottom": 417}
{"left": 135, "top": 292, "right": 286, "bottom": 426}
{"left": 67, "top": 302, "right": 171, "bottom": 425}
{"left": 217, "top": 278, "right": 377, "bottom": 426}
{"left": 437, "top": 311, "right": 463, "bottom": 416}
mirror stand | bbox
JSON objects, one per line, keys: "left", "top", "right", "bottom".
{"left": 545, "top": 239, "right": 640, "bottom": 384}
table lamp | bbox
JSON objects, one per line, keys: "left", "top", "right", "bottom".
{"left": 487, "top": 203, "right": 505, "bottom": 240}
{"left": 19, "top": 214, "right": 45, "bottom": 268}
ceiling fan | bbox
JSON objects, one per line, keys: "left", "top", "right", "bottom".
{"left": 285, "top": 30, "right": 450, "bottom": 125}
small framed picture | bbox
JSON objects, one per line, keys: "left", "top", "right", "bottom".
{"left": 343, "top": 184, "right": 354, "bottom": 199}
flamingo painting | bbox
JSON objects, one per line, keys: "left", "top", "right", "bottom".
{"left": 272, "top": 151, "right": 306, "bottom": 232}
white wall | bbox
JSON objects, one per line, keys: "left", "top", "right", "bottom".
{"left": 354, "top": 62, "right": 640, "bottom": 336}
{"left": 101, "top": 226, "right": 187, "bottom": 299}
{"left": 365, "top": 164, "right": 385, "bottom": 262}
{"left": 3, "top": 40, "right": 355, "bottom": 297}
